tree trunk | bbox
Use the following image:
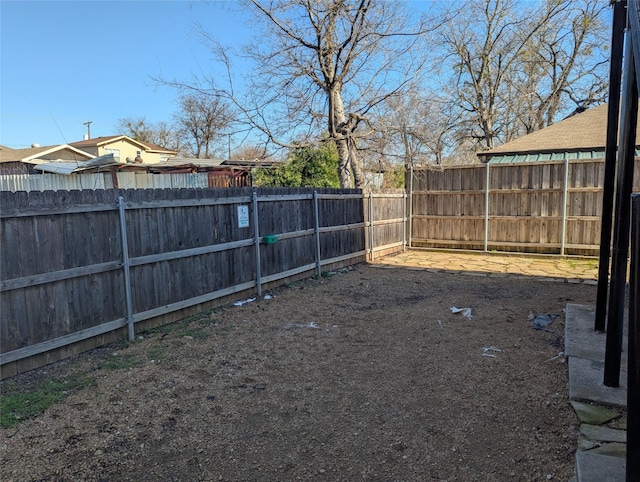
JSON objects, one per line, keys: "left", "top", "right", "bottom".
{"left": 329, "top": 88, "right": 354, "bottom": 188}
{"left": 349, "top": 139, "right": 365, "bottom": 189}
{"left": 335, "top": 137, "right": 352, "bottom": 188}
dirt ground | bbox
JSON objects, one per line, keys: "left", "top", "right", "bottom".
{"left": 0, "top": 259, "right": 598, "bottom": 481}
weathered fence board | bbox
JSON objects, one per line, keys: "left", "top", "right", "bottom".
{"left": 0, "top": 172, "right": 229, "bottom": 192}
{"left": 1, "top": 187, "right": 405, "bottom": 378}
{"left": 410, "top": 158, "right": 640, "bottom": 255}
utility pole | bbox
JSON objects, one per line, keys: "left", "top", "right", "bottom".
{"left": 83, "top": 120, "right": 93, "bottom": 139}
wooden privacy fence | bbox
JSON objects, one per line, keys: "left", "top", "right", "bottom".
{"left": 0, "top": 188, "right": 405, "bottom": 378}
{"left": 0, "top": 171, "right": 249, "bottom": 192}
{"left": 408, "top": 158, "right": 640, "bottom": 255}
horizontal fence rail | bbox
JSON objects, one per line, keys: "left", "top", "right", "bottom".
{"left": 409, "top": 158, "right": 640, "bottom": 256}
{"left": 0, "top": 187, "right": 405, "bottom": 377}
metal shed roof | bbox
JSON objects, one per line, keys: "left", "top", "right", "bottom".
{"left": 487, "top": 149, "right": 640, "bottom": 164}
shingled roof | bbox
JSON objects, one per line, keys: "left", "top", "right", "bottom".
{"left": 0, "top": 144, "right": 94, "bottom": 163}
{"left": 69, "top": 135, "right": 176, "bottom": 154}
{"left": 480, "top": 103, "right": 640, "bottom": 161}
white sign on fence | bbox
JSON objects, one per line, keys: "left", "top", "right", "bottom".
{"left": 237, "top": 205, "right": 250, "bottom": 228}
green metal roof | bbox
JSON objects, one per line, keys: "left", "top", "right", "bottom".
{"left": 487, "top": 149, "right": 640, "bottom": 164}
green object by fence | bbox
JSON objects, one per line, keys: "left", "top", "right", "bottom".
{"left": 0, "top": 187, "right": 407, "bottom": 376}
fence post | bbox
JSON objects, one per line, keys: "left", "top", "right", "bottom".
{"left": 117, "top": 196, "right": 135, "bottom": 341}
{"left": 252, "top": 190, "right": 262, "bottom": 297}
{"left": 604, "top": 31, "right": 638, "bottom": 388}
{"left": 484, "top": 163, "right": 490, "bottom": 252}
{"left": 560, "top": 156, "right": 570, "bottom": 256}
{"left": 313, "top": 190, "right": 322, "bottom": 277}
{"left": 408, "top": 164, "right": 414, "bottom": 249}
{"left": 402, "top": 190, "right": 407, "bottom": 252}
{"left": 629, "top": 194, "right": 640, "bottom": 480}
{"left": 369, "top": 192, "right": 375, "bottom": 262}
{"left": 595, "top": 0, "right": 626, "bottom": 332}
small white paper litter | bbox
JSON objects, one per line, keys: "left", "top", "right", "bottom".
{"left": 544, "top": 351, "right": 565, "bottom": 363}
{"left": 450, "top": 307, "right": 473, "bottom": 319}
{"left": 482, "top": 346, "right": 502, "bottom": 357}
{"left": 285, "top": 322, "right": 322, "bottom": 330}
{"left": 483, "top": 346, "right": 502, "bottom": 353}
{"left": 233, "top": 297, "right": 256, "bottom": 307}
{"left": 263, "top": 294, "right": 273, "bottom": 300}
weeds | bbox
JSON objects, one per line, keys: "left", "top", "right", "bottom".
{"left": 566, "top": 258, "right": 598, "bottom": 270}
{"left": 213, "top": 324, "right": 234, "bottom": 337}
{"left": 99, "top": 354, "right": 140, "bottom": 371}
{"left": 144, "top": 313, "right": 224, "bottom": 341}
{"left": 1, "top": 310, "right": 233, "bottom": 429}
{"left": 147, "top": 347, "right": 167, "bottom": 361}
{"left": 0, "top": 373, "right": 94, "bottom": 428}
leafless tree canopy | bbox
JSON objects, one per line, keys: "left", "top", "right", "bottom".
{"left": 158, "top": 0, "right": 609, "bottom": 173}
{"left": 438, "top": 0, "right": 608, "bottom": 152}
{"left": 116, "top": 117, "right": 183, "bottom": 153}
{"left": 173, "top": 94, "right": 235, "bottom": 159}
{"left": 196, "top": 0, "right": 439, "bottom": 187}
{"left": 116, "top": 117, "right": 158, "bottom": 144}
{"left": 229, "top": 144, "right": 269, "bottom": 161}
{"left": 365, "top": 93, "right": 459, "bottom": 167}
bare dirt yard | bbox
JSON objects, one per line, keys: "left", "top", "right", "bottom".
{"left": 1, "top": 260, "right": 598, "bottom": 481}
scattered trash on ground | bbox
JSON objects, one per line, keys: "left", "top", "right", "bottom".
{"left": 324, "top": 266, "right": 354, "bottom": 277}
{"left": 529, "top": 312, "right": 558, "bottom": 330}
{"left": 450, "top": 307, "right": 473, "bottom": 319}
{"left": 263, "top": 294, "right": 273, "bottom": 300}
{"left": 233, "top": 297, "right": 256, "bottom": 307}
{"left": 437, "top": 320, "right": 443, "bottom": 327}
{"left": 284, "top": 322, "right": 322, "bottom": 330}
{"left": 482, "top": 347, "right": 502, "bottom": 358}
{"left": 544, "top": 351, "right": 566, "bottom": 363}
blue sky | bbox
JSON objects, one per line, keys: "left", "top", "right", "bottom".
{"left": 1, "top": 0, "right": 251, "bottom": 148}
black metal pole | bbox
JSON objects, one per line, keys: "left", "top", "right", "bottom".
{"left": 628, "top": 194, "right": 640, "bottom": 482}
{"left": 604, "top": 35, "right": 638, "bottom": 388}
{"left": 596, "top": 0, "right": 627, "bottom": 332}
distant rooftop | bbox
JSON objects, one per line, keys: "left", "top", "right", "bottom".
{"left": 481, "top": 103, "right": 640, "bottom": 162}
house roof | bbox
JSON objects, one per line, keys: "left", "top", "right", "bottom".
{"left": 481, "top": 103, "right": 640, "bottom": 160}
{"left": 0, "top": 145, "right": 18, "bottom": 162}
{"left": 136, "top": 140, "right": 177, "bottom": 154}
{"left": 33, "top": 153, "right": 124, "bottom": 175}
{"left": 154, "top": 158, "right": 226, "bottom": 169}
{"left": 0, "top": 144, "right": 94, "bottom": 164}
{"left": 223, "top": 158, "right": 281, "bottom": 168}
{"left": 69, "top": 135, "right": 177, "bottom": 155}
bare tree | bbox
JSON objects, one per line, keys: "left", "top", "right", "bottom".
{"left": 116, "top": 117, "right": 182, "bottom": 152}
{"left": 439, "top": 0, "right": 608, "bottom": 151}
{"left": 368, "top": 92, "right": 459, "bottom": 167}
{"left": 116, "top": 117, "right": 156, "bottom": 143}
{"left": 152, "top": 121, "right": 185, "bottom": 154}
{"left": 511, "top": 0, "right": 609, "bottom": 134}
{"left": 173, "top": 94, "right": 235, "bottom": 159}
{"left": 193, "top": 0, "right": 440, "bottom": 188}
{"left": 230, "top": 144, "right": 268, "bottom": 161}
